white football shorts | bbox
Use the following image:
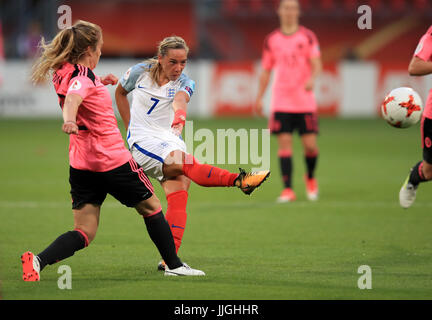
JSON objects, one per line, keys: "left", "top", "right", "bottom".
{"left": 130, "top": 130, "right": 187, "bottom": 182}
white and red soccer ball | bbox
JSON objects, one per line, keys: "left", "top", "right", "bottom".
{"left": 381, "top": 87, "right": 423, "bottom": 128}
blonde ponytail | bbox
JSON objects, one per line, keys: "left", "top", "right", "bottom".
{"left": 31, "top": 20, "right": 102, "bottom": 84}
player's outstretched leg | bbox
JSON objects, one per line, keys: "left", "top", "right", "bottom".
{"left": 21, "top": 228, "right": 89, "bottom": 281}
{"left": 21, "top": 204, "right": 95, "bottom": 281}
{"left": 174, "top": 153, "right": 270, "bottom": 195}
{"left": 399, "top": 161, "right": 426, "bottom": 208}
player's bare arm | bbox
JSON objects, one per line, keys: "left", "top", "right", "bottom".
{"left": 305, "top": 56, "right": 322, "bottom": 91}
{"left": 115, "top": 83, "right": 131, "bottom": 131}
{"left": 255, "top": 69, "right": 271, "bottom": 116}
{"left": 408, "top": 56, "right": 432, "bottom": 76}
{"left": 62, "top": 93, "right": 82, "bottom": 135}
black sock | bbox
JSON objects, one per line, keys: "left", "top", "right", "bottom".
{"left": 409, "top": 161, "right": 427, "bottom": 186}
{"left": 279, "top": 156, "right": 292, "bottom": 188}
{"left": 37, "top": 230, "right": 87, "bottom": 271}
{"left": 305, "top": 153, "right": 318, "bottom": 179}
{"left": 144, "top": 211, "right": 182, "bottom": 269}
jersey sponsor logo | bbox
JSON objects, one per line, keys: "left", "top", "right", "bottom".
{"left": 184, "top": 86, "right": 193, "bottom": 97}
{"left": 137, "top": 84, "right": 146, "bottom": 89}
{"left": 167, "top": 87, "right": 176, "bottom": 98}
{"left": 69, "top": 79, "right": 81, "bottom": 91}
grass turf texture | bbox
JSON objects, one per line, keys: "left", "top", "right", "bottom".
{"left": 0, "top": 117, "right": 432, "bottom": 300}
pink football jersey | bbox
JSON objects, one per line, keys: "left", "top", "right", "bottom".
{"left": 53, "top": 62, "right": 132, "bottom": 172}
{"left": 414, "top": 25, "right": 432, "bottom": 119}
{"left": 262, "top": 26, "right": 321, "bottom": 114}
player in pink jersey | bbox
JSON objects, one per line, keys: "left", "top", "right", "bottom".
{"left": 255, "top": 0, "right": 322, "bottom": 203}
{"left": 21, "top": 20, "right": 204, "bottom": 281}
{"left": 399, "top": 25, "right": 432, "bottom": 208}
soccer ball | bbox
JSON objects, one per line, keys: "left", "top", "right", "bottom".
{"left": 381, "top": 87, "right": 423, "bottom": 128}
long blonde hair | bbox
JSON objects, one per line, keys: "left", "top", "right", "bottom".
{"left": 31, "top": 20, "right": 102, "bottom": 84}
{"left": 145, "top": 36, "right": 189, "bottom": 84}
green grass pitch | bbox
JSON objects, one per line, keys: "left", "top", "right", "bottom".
{"left": 0, "top": 117, "right": 432, "bottom": 299}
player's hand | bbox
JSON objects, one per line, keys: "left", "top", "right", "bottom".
{"left": 171, "top": 109, "right": 186, "bottom": 136}
{"left": 171, "top": 123, "right": 184, "bottom": 136}
{"left": 62, "top": 121, "right": 78, "bottom": 135}
{"left": 254, "top": 99, "right": 265, "bottom": 117}
{"left": 101, "top": 74, "right": 118, "bottom": 86}
{"left": 305, "top": 78, "right": 315, "bottom": 91}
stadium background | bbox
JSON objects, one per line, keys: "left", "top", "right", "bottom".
{"left": 1, "top": 0, "right": 432, "bottom": 300}
{"left": 1, "top": 0, "right": 432, "bottom": 118}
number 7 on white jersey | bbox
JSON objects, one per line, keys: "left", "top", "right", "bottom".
{"left": 147, "top": 97, "right": 160, "bottom": 115}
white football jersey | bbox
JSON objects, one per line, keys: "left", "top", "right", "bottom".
{"left": 119, "top": 62, "right": 195, "bottom": 148}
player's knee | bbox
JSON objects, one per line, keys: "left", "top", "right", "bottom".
{"left": 422, "top": 162, "right": 432, "bottom": 180}
{"left": 73, "top": 225, "right": 96, "bottom": 244}
{"left": 278, "top": 140, "right": 292, "bottom": 150}
{"left": 304, "top": 146, "right": 319, "bottom": 156}
{"left": 163, "top": 151, "right": 186, "bottom": 177}
{"left": 163, "top": 163, "right": 184, "bottom": 178}
{"left": 136, "top": 195, "right": 162, "bottom": 217}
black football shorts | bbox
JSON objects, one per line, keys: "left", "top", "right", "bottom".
{"left": 269, "top": 112, "right": 319, "bottom": 135}
{"left": 421, "top": 116, "right": 432, "bottom": 164}
{"left": 69, "top": 158, "right": 154, "bottom": 210}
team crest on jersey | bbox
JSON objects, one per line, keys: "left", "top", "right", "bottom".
{"left": 69, "top": 79, "right": 81, "bottom": 91}
{"left": 167, "top": 87, "right": 176, "bottom": 98}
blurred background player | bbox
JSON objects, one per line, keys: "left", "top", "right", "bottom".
{"left": 115, "top": 35, "right": 271, "bottom": 271}
{"left": 255, "top": 0, "right": 322, "bottom": 203}
{"left": 399, "top": 25, "right": 432, "bottom": 208}
{"left": 22, "top": 20, "right": 204, "bottom": 280}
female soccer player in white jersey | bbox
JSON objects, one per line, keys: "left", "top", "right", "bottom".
{"left": 255, "top": 0, "right": 322, "bottom": 203}
{"left": 399, "top": 25, "right": 432, "bottom": 208}
{"left": 115, "top": 36, "right": 270, "bottom": 271}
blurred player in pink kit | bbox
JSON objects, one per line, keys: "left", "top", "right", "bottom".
{"left": 399, "top": 25, "right": 432, "bottom": 208}
{"left": 255, "top": 0, "right": 322, "bottom": 202}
